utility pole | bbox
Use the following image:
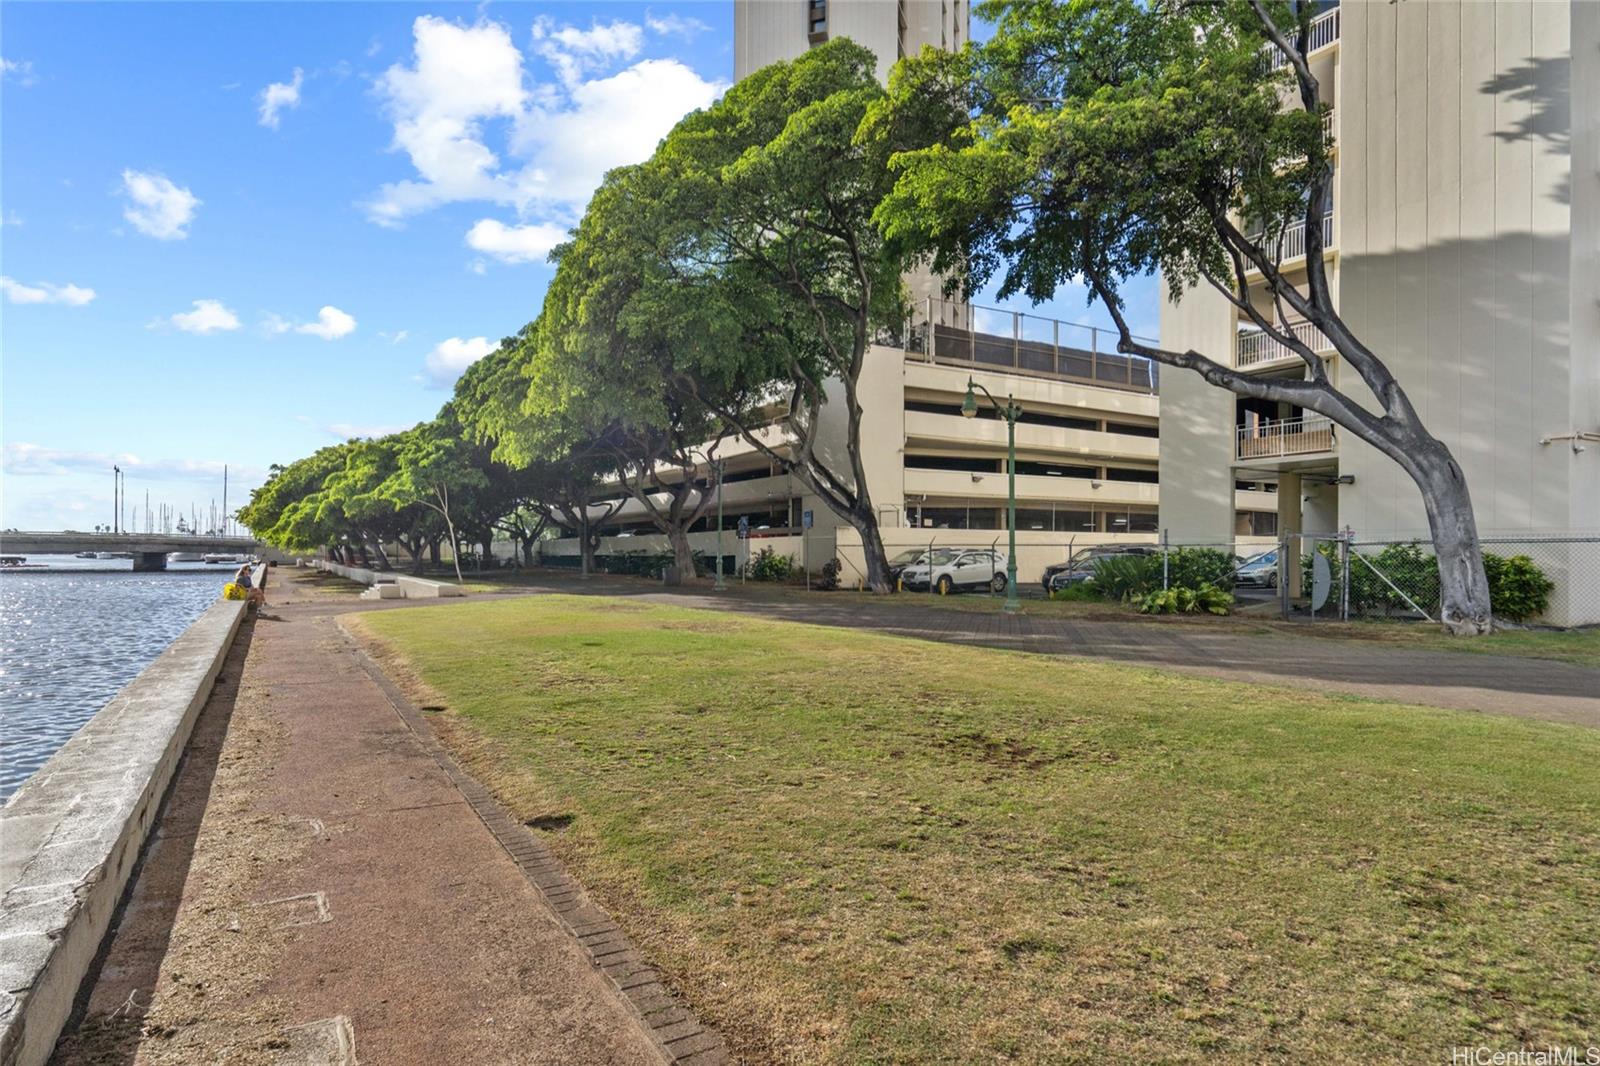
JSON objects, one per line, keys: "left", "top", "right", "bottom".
{"left": 222, "top": 465, "right": 228, "bottom": 537}
{"left": 112, "top": 465, "right": 121, "bottom": 534}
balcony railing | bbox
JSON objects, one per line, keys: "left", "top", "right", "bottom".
{"left": 1267, "top": 7, "right": 1340, "bottom": 70}
{"left": 1236, "top": 319, "right": 1334, "bottom": 368}
{"left": 1247, "top": 212, "right": 1334, "bottom": 267}
{"left": 897, "top": 297, "right": 1159, "bottom": 394}
{"left": 1236, "top": 416, "right": 1336, "bottom": 460}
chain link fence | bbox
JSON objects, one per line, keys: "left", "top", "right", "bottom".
{"left": 1280, "top": 531, "right": 1599, "bottom": 627}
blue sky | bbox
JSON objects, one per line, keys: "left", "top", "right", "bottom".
{"left": 1, "top": 2, "right": 1154, "bottom": 532}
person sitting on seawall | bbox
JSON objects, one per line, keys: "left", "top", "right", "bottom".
{"left": 233, "top": 561, "right": 267, "bottom": 607}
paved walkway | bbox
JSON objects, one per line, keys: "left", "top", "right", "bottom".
{"left": 54, "top": 570, "right": 725, "bottom": 1065}
{"left": 506, "top": 573, "right": 1600, "bottom": 728}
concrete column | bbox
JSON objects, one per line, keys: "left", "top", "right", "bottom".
{"left": 131, "top": 551, "right": 168, "bottom": 572}
{"left": 1278, "top": 472, "right": 1303, "bottom": 598}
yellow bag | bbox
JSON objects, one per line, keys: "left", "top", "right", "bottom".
{"left": 222, "top": 582, "right": 248, "bottom": 601}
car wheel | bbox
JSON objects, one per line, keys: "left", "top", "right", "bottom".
{"left": 936, "top": 575, "right": 953, "bottom": 596}
{"left": 1266, "top": 572, "right": 1277, "bottom": 588}
{"left": 990, "top": 573, "right": 1007, "bottom": 594}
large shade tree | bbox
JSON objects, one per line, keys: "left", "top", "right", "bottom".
{"left": 455, "top": 334, "right": 622, "bottom": 577}
{"left": 875, "top": 0, "right": 1493, "bottom": 634}
{"left": 530, "top": 163, "right": 750, "bottom": 585}
{"left": 642, "top": 38, "right": 916, "bottom": 592}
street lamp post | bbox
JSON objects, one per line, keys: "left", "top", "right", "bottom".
{"left": 713, "top": 457, "right": 727, "bottom": 591}
{"left": 962, "top": 377, "right": 1022, "bottom": 614}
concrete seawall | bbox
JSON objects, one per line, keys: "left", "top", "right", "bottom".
{"left": 315, "top": 560, "right": 462, "bottom": 598}
{"left": 0, "top": 569, "right": 259, "bottom": 1066}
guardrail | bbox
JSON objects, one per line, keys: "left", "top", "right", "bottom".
{"left": 1267, "top": 7, "right": 1340, "bottom": 70}
{"left": 1236, "top": 319, "right": 1335, "bottom": 368}
{"left": 1236, "top": 416, "right": 1336, "bottom": 460}
{"left": 897, "top": 297, "right": 1159, "bottom": 394}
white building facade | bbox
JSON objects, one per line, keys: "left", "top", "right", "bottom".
{"left": 1157, "top": 1, "right": 1599, "bottom": 623}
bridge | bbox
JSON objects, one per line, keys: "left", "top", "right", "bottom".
{"left": 0, "top": 531, "right": 260, "bottom": 571}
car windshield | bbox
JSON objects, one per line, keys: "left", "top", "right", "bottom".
{"left": 926, "top": 549, "right": 960, "bottom": 565}
{"left": 1245, "top": 552, "right": 1277, "bottom": 567}
{"left": 890, "top": 549, "right": 924, "bottom": 566}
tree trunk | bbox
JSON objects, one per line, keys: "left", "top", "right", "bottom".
{"left": 846, "top": 505, "right": 892, "bottom": 593}
{"left": 578, "top": 513, "right": 595, "bottom": 577}
{"left": 444, "top": 518, "right": 464, "bottom": 584}
{"left": 1412, "top": 446, "right": 1492, "bottom": 635}
{"left": 666, "top": 524, "right": 697, "bottom": 586}
{"left": 479, "top": 534, "right": 493, "bottom": 572}
{"left": 520, "top": 536, "right": 536, "bottom": 567}
{"left": 428, "top": 537, "right": 442, "bottom": 566}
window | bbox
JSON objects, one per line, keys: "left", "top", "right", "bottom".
{"left": 1103, "top": 466, "right": 1159, "bottom": 484}
{"left": 1014, "top": 508, "right": 1053, "bottom": 532}
{"left": 906, "top": 453, "right": 1002, "bottom": 473}
{"left": 1014, "top": 460, "right": 1098, "bottom": 479}
{"left": 807, "top": 0, "right": 828, "bottom": 41}
{"left": 1053, "top": 509, "right": 1095, "bottom": 533}
{"left": 919, "top": 506, "right": 969, "bottom": 529}
{"left": 1236, "top": 511, "right": 1279, "bottom": 536}
{"left": 1105, "top": 421, "right": 1159, "bottom": 438}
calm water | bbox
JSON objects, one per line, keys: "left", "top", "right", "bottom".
{"left": 0, "top": 556, "right": 237, "bottom": 801}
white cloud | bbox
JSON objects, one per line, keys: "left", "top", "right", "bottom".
{"left": 645, "top": 13, "right": 710, "bottom": 39}
{"left": 258, "top": 67, "right": 304, "bottom": 129}
{"left": 465, "top": 218, "right": 566, "bottom": 264}
{"left": 515, "top": 59, "right": 721, "bottom": 210}
{"left": 1, "top": 276, "right": 96, "bottom": 306}
{"left": 365, "top": 15, "right": 723, "bottom": 234}
{"left": 366, "top": 17, "right": 529, "bottom": 226}
{"left": 3, "top": 441, "right": 262, "bottom": 482}
{"left": 532, "top": 17, "right": 642, "bottom": 87}
{"left": 379, "top": 329, "right": 410, "bottom": 344}
{"left": 120, "top": 169, "right": 200, "bottom": 240}
{"left": 160, "top": 299, "right": 241, "bottom": 335}
{"left": 264, "top": 306, "right": 357, "bottom": 339}
{"left": 2, "top": 210, "right": 23, "bottom": 226}
{"left": 296, "top": 305, "right": 357, "bottom": 339}
{"left": 424, "top": 336, "right": 497, "bottom": 386}
{"left": 1, "top": 57, "right": 36, "bottom": 87}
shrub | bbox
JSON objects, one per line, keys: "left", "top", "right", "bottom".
{"left": 1089, "top": 554, "right": 1161, "bottom": 601}
{"left": 814, "top": 558, "right": 842, "bottom": 591}
{"left": 1136, "top": 583, "right": 1233, "bottom": 616}
{"left": 1050, "top": 582, "right": 1105, "bottom": 603}
{"left": 1165, "top": 547, "right": 1238, "bottom": 592}
{"left": 747, "top": 546, "right": 794, "bottom": 582}
{"left": 1483, "top": 553, "right": 1554, "bottom": 622}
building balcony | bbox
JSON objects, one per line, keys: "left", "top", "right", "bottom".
{"left": 1235, "top": 416, "right": 1336, "bottom": 461}
{"left": 903, "top": 409, "right": 1160, "bottom": 463}
{"left": 904, "top": 467, "right": 1158, "bottom": 508}
{"left": 1266, "top": 6, "right": 1340, "bottom": 70}
{"left": 895, "top": 297, "right": 1159, "bottom": 394}
{"left": 1236, "top": 318, "right": 1335, "bottom": 368}
{"left": 1245, "top": 212, "right": 1334, "bottom": 274}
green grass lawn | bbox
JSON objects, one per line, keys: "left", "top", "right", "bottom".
{"left": 353, "top": 595, "right": 1600, "bottom": 1064}
{"left": 454, "top": 569, "right": 1600, "bottom": 666}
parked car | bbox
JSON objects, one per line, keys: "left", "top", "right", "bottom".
{"left": 887, "top": 548, "right": 929, "bottom": 585}
{"left": 1235, "top": 550, "right": 1280, "bottom": 588}
{"left": 1041, "top": 546, "right": 1156, "bottom": 592}
{"left": 901, "top": 548, "right": 1009, "bottom": 594}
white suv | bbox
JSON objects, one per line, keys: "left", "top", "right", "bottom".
{"left": 900, "top": 549, "right": 1009, "bottom": 595}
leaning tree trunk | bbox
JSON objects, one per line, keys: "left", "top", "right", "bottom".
{"left": 665, "top": 524, "right": 698, "bottom": 586}
{"left": 846, "top": 504, "right": 893, "bottom": 594}
{"left": 1411, "top": 444, "right": 1492, "bottom": 635}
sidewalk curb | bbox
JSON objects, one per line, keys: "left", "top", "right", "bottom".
{"left": 335, "top": 621, "right": 731, "bottom": 1066}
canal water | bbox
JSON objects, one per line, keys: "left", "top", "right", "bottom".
{"left": 0, "top": 555, "right": 237, "bottom": 801}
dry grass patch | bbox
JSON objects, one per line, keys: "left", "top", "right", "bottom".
{"left": 352, "top": 595, "right": 1600, "bottom": 1064}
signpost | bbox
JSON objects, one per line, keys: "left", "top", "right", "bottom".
{"left": 801, "top": 510, "right": 813, "bottom": 591}
{"left": 736, "top": 515, "right": 749, "bottom": 586}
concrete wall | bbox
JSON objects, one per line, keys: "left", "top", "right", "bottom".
{"left": 0, "top": 595, "right": 249, "bottom": 1066}
{"left": 1157, "top": 280, "right": 1239, "bottom": 544}
{"left": 735, "top": 0, "right": 965, "bottom": 82}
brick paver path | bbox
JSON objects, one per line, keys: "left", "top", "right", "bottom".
{"left": 55, "top": 569, "right": 726, "bottom": 1065}
{"left": 510, "top": 573, "right": 1600, "bottom": 728}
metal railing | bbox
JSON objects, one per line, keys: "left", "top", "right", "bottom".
{"left": 1267, "top": 7, "right": 1340, "bottom": 70}
{"left": 898, "top": 297, "right": 1159, "bottom": 394}
{"left": 1247, "top": 212, "right": 1334, "bottom": 267}
{"left": 1236, "top": 318, "right": 1334, "bottom": 368}
{"left": 1236, "top": 415, "right": 1336, "bottom": 460}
